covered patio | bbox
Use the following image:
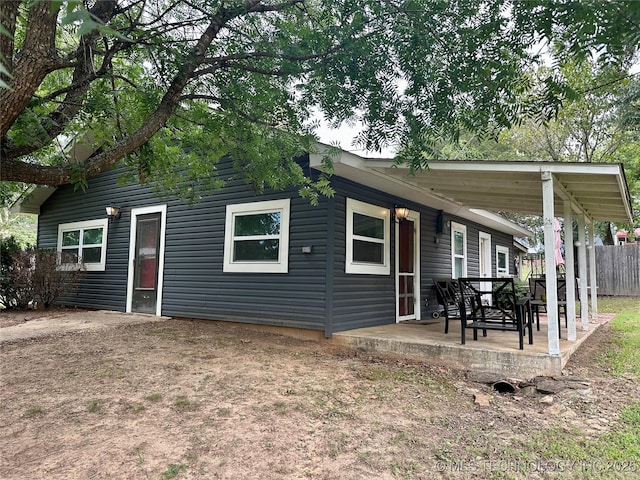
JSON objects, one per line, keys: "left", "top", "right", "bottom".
{"left": 313, "top": 150, "right": 633, "bottom": 374}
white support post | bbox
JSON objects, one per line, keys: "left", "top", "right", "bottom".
{"left": 588, "top": 222, "right": 598, "bottom": 321}
{"left": 577, "top": 214, "right": 589, "bottom": 330}
{"left": 542, "top": 171, "right": 560, "bottom": 355}
{"left": 563, "top": 201, "right": 576, "bottom": 341}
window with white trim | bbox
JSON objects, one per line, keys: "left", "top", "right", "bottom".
{"left": 496, "top": 245, "right": 510, "bottom": 277}
{"left": 57, "top": 219, "right": 108, "bottom": 271}
{"left": 451, "top": 222, "right": 467, "bottom": 279}
{"left": 223, "top": 199, "right": 290, "bottom": 273}
{"left": 346, "top": 198, "right": 390, "bottom": 275}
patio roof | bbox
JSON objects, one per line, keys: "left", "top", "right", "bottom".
{"left": 310, "top": 149, "right": 634, "bottom": 225}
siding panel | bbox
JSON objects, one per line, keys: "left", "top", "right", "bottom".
{"left": 38, "top": 157, "right": 329, "bottom": 330}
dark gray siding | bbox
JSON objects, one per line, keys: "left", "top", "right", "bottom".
{"left": 329, "top": 178, "right": 397, "bottom": 332}
{"left": 38, "top": 170, "right": 137, "bottom": 311}
{"left": 38, "top": 157, "right": 515, "bottom": 335}
{"left": 38, "top": 157, "right": 329, "bottom": 330}
{"left": 325, "top": 177, "right": 515, "bottom": 332}
{"left": 420, "top": 216, "right": 514, "bottom": 310}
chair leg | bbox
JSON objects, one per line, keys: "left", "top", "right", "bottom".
{"left": 518, "top": 322, "right": 524, "bottom": 350}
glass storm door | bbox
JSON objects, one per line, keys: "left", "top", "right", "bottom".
{"left": 397, "top": 219, "right": 416, "bottom": 320}
{"left": 132, "top": 213, "right": 161, "bottom": 314}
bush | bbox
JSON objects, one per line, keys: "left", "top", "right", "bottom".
{"left": 0, "top": 240, "right": 85, "bottom": 309}
{"left": 31, "top": 250, "right": 86, "bottom": 309}
{"left": 1, "top": 238, "right": 34, "bottom": 309}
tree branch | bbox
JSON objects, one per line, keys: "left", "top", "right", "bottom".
{"left": 0, "top": 1, "right": 61, "bottom": 137}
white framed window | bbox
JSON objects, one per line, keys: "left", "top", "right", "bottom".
{"left": 223, "top": 199, "right": 290, "bottom": 273}
{"left": 346, "top": 198, "right": 390, "bottom": 275}
{"left": 57, "top": 219, "right": 108, "bottom": 271}
{"left": 496, "top": 245, "right": 510, "bottom": 277}
{"left": 451, "top": 222, "right": 467, "bottom": 279}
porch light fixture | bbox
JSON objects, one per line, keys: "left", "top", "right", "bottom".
{"left": 393, "top": 205, "right": 410, "bottom": 223}
{"left": 106, "top": 204, "right": 121, "bottom": 222}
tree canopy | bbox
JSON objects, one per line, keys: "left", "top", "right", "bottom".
{"left": 434, "top": 61, "right": 640, "bottom": 242}
{"left": 1, "top": 0, "right": 639, "bottom": 204}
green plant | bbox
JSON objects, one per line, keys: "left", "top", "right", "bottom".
{"left": 601, "top": 306, "right": 640, "bottom": 377}
{"left": 0, "top": 236, "right": 34, "bottom": 309}
{"left": 23, "top": 405, "right": 43, "bottom": 418}
{"left": 161, "top": 463, "right": 187, "bottom": 479}
{"left": 87, "top": 399, "right": 105, "bottom": 413}
{"left": 0, "top": 246, "right": 86, "bottom": 310}
{"left": 118, "top": 399, "right": 145, "bottom": 412}
{"left": 174, "top": 395, "right": 199, "bottom": 411}
{"left": 31, "top": 249, "right": 86, "bottom": 308}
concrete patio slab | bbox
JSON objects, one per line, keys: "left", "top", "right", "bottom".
{"left": 332, "top": 313, "right": 614, "bottom": 379}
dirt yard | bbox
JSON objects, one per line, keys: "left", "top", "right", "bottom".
{"left": 0, "top": 308, "right": 638, "bottom": 479}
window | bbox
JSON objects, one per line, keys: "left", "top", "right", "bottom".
{"left": 346, "top": 198, "right": 390, "bottom": 275}
{"left": 57, "top": 219, "right": 108, "bottom": 271}
{"left": 496, "top": 245, "right": 510, "bottom": 277}
{"left": 223, "top": 199, "right": 290, "bottom": 273}
{"left": 451, "top": 222, "right": 467, "bottom": 279}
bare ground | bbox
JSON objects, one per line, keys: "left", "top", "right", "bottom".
{"left": 0, "top": 308, "right": 637, "bottom": 479}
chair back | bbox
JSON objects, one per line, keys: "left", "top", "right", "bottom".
{"left": 434, "top": 279, "right": 462, "bottom": 317}
{"left": 530, "top": 277, "right": 566, "bottom": 301}
{"left": 529, "top": 277, "right": 546, "bottom": 300}
{"left": 459, "top": 277, "right": 519, "bottom": 322}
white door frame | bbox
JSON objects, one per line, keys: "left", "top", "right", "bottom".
{"left": 395, "top": 211, "right": 420, "bottom": 322}
{"left": 126, "top": 204, "right": 167, "bottom": 316}
{"left": 479, "top": 231, "right": 492, "bottom": 303}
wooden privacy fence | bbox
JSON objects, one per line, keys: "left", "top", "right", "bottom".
{"left": 595, "top": 245, "right": 640, "bottom": 296}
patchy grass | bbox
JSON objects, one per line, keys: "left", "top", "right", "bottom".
{"left": 597, "top": 296, "right": 640, "bottom": 314}
{"left": 1, "top": 298, "right": 639, "bottom": 479}
{"left": 491, "top": 298, "right": 640, "bottom": 479}
{"left": 599, "top": 297, "right": 640, "bottom": 377}
{"left": 173, "top": 395, "right": 199, "bottom": 411}
{"left": 22, "top": 406, "right": 43, "bottom": 418}
{"left": 160, "top": 463, "right": 187, "bottom": 479}
{"left": 86, "top": 399, "right": 105, "bottom": 414}
{"left": 144, "top": 393, "right": 162, "bottom": 402}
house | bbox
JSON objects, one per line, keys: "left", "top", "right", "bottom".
{"left": 615, "top": 228, "right": 640, "bottom": 245}
{"left": 13, "top": 147, "right": 528, "bottom": 334}
{"left": 13, "top": 146, "right": 633, "bottom": 365}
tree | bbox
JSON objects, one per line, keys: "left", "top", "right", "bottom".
{"left": 1, "top": 1, "right": 639, "bottom": 203}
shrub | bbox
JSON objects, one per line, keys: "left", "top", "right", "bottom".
{"left": 0, "top": 242, "right": 85, "bottom": 309}
{"left": 0, "top": 236, "right": 33, "bottom": 309}
{"left": 31, "top": 250, "right": 85, "bottom": 309}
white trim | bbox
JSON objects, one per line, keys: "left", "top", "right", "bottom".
{"left": 396, "top": 211, "right": 420, "bottom": 322}
{"left": 496, "top": 245, "right": 510, "bottom": 277}
{"left": 365, "top": 158, "right": 627, "bottom": 176}
{"left": 223, "top": 199, "right": 290, "bottom": 274}
{"left": 57, "top": 218, "right": 108, "bottom": 271}
{"left": 345, "top": 198, "right": 390, "bottom": 275}
{"left": 479, "top": 232, "right": 492, "bottom": 277}
{"left": 310, "top": 146, "right": 632, "bottom": 225}
{"left": 479, "top": 232, "right": 492, "bottom": 303}
{"left": 126, "top": 205, "right": 167, "bottom": 316}
{"left": 451, "top": 222, "right": 467, "bottom": 279}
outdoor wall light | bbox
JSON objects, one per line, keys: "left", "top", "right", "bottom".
{"left": 393, "top": 205, "right": 410, "bottom": 223}
{"left": 106, "top": 204, "right": 121, "bottom": 222}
